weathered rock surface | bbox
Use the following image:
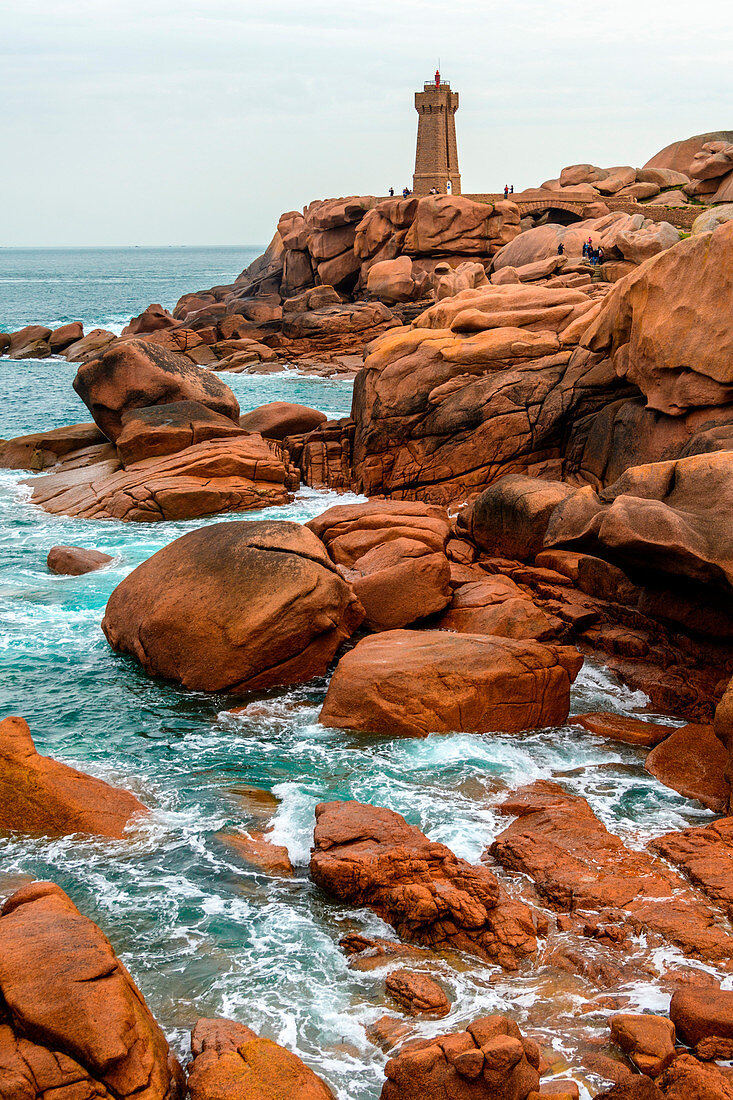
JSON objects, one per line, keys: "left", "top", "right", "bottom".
{"left": 584, "top": 221, "right": 733, "bottom": 415}
{"left": 73, "top": 339, "right": 240, "bottom": 441}
{"left": 644, "top": 131, "right": 733, "bottom": 174}
{"left": 574, "top": 712, "right": 676, "bottom": 747}
{"left": 102, "top": 520, "right": 364, "bottom": 692}
{"left": 0, "top": 716, "right": 147, "bottom": 838}
{"left": 436, "top": 575, "right": 557, "bottom": 641}
{"left": 669, "top": 988, "right": 733, "bottom": 1060}
{"left": 655, "top": 1052, "right": 733, "bottom": 1098}
{"left": 219, "top": 831, "right": 294, "bottom": 877}
{"left": 239, "top": 401, "right": 327, "bottom": 440}
{"left": 652, "top": 816, "right": 733, "bottom": 921}
{"left": 644, "top": 724, "right": 730, "bottom": 811}
{"left": 310, "top": 800, "right": 539, "bottom": 969}
{"left": 459, "top": 475, "right": 577, "bottom": 561}
{"left": 0, "top": 423, "right": 106, "bottom": 470}
{"left": 115, "top": 400, "right": 247, "bottom": 465}
{"left": 385, "top": 969, "right": 450, "bottom": 1017}
{"left": 609, "top": 1014, "right": 676, "bottom": 1077}
{"left": 27, "top": 432, "right": 292, "bottom": 521}
{"left": 380, "top": 1015, "right": 540, "bottom": 1100}
{"left": 307, "top": 501, "right": 452, "bottom": 630}
{"left": 187, "top": 1017, "right": 334, "bottom": 1100}
{"left": 0, "top": 881, "right": 183, "bottom": 1100}
{"left": 489, "top": 781, "right": 733, "bottom": 961}
{"left": 122, "top": 303, "right": 177, "bottom": 336}
{"left": 319, "top": 630, "right": 582, "bottom": 736}
{"left": 47, "top": 544, "right": 113, "bottom": 575}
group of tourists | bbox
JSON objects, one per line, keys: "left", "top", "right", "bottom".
{"left": 583, "top": 238, "right": 604, "bottom": 265}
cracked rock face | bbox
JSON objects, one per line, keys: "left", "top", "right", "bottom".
{"left": 310, "top": 799, "right": 539, "bottom": 970}
{"left": 101, "top": 520, "right": 364, "bottom": 693}
{"left": 0, "top": 881, "right": 184, "bottom": 1100}
{"left": 318, "top": 629, "right": 582, "bottom": 736}
{"left": 73, "top": 339, "right": 240, "bottom": 442}
{"left": 187, "top": 1017, "right": 335, "bottom": 1100}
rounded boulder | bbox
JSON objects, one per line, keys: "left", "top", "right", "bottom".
{"left": 102, "top": 520, "right": 364, "bottom": 693}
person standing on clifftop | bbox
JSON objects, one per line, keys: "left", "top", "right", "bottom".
{"left": 504, "top": 184, "right": 509, "bottom": 199}
{"left": 389, "top": 187, "right": 394, "bottom": 196}
{"left": 510, "top": 184, "right": 514, "bottom": 194}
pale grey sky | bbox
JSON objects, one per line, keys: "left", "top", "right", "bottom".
{"left": 2, "top": 0, "right": 731, "bottom": 246}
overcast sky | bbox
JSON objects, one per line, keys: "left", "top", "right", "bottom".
{"left": 2, "top": 0, "right": 731, "bottom": 247}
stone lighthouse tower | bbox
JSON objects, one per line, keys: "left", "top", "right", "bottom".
{"left": 413, "top": 71, "right": 461, "bottom": 196}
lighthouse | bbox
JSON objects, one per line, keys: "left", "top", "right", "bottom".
{"left": 412, "top": 71, "right": 461, "bottom": 196}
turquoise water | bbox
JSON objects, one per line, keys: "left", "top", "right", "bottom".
{"left": 0, "top": 246, "right": 262, "bottom": 334}
{"left": 0, "top": 357, "right": 722, "bottom": 1099}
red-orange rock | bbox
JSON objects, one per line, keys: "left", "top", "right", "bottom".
{"left": 0, "top": 716, "right": 147, "bottom": 839}
{"left": 489, "top": 781, "right": 733, "bottom": 962}
{"left": 655, "top": 1052, "right": 733, "bottom": 1099}
{"left": 47, "top": 545, "right": 113, "bottom": 575}
{"left": 670, "top": 988, "right": 733, "bottom": 1052}
{"left": 319, "top": 630, "right": 582, "bottom": 737}
{"left": 187, "top": 1017, "right": 334, "bottom": 1100}
{"left": 0, "top": 422, "right": 106, "bottom": 471}
{"left": 310, "top": 800, "right": 538, "bottom": 969}
{"left": 380, "top": 1015, "right": 540, "bottom": 1100}
{"left": 385, "top": 969, "right": 450, "bottom": 1017}
{"left": 458, "top": 475, "right": 578, "bottom": 562}
{"left": 102, "top": 520, "right": 364, "bottom": 693}
{"left": 122, "top": 303, "right": 177, "bottom": 336}
{"left": 593, "top": 1080, "right": 662, "bottom": 1099}
{"left": 574, "top": 713, "right": 676, "bottom": 747}
{"left": 0, "top": 881, "right": 183, "bottom": 1100}
{"left": 63, "top": 327, "right": 118, "bottom": 362}
{"left": 307, "top": 501, "right": 452, "bottom": 631}
{"left": 651, "top": 816, "right": 733, "bottom": 921}
{"left": 27, "top": 433, "right": 292, "bottom": 522}
{"left": 609, "top": 1014, "right": 676, "bottom": 1077}
{"left": 219, "top": 831, "right": 293, "bottom": 877}
{"left": 116, "top": 400, "right": 247, "bottom": 465}
{"left": 645, "top": 724, "right": 730, "bottom": 812}
{"left": 437, "top": 576, "right": 557, "bottom": 640}
{"left": 339, "top": 932, "right": 429, "bottom": 971}
{"left": 48, "top": 321, "right": 84, "bottom": 352}
{"left": 73, "top": 339, "right": 240, "bottom": 441}
{"left": 239, "top": 401, "right": 327, "bottom": 440}
{"left": 7, "top": 325, "right": 52, "bottom": 359}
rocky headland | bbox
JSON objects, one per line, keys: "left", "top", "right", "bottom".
{"left": 3, "top": 129, "right": 733, "bottom": 1098}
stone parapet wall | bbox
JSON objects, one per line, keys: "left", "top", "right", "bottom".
{"left": 464, "top": 192, "right": 703, "bottom": 230}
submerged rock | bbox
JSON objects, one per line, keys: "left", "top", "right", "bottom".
{"left": 73, "top": 338, "right": 240, "bottom": 441}
{"left": 187, "top": 1017, "right": 334, "bottom": 1100}
{"left": 0, "top": 716, "right": 147, "bottom": 838}
{"left": 310, "top": 800, "right": 539, "bottom": 969}
{"left": 380, "top": 1015, "right": 540, "bottom": 1100}
{"left": 489, "top": 781, "right": 733, "bottom": 962}
{"left": 47, "top": 544, "right": 113, "bottom": 575}
{"left": 574, "top": 712, "right": 676, "bottom": 747}
{"left": 102, "top": 520, "right": 364, "bottom": 693}
{"left": 644, "top": 723, "right": 730, "bottom": 812}
{"left": 385, "top": 969, "right": 450, "bottom": 1017}
{"left": 319, "top": 630, "right": 582, "bottom": 736}
{"left": 0, "top": 881, "right": 184, "bottom": 1099}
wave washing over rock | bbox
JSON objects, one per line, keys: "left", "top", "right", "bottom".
{"left": 3, "top": 144, "right": 733, "bottom": 1099}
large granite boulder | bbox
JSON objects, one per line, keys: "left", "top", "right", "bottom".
{"left": 0, "top": 716, "right": 147, "bottom": 838}
{"left": 73, "top": 339, "right": 240, "bottom": 441}
{"left": 318, "top": 630, "right": 582, "bottom": 736}
{"left": 310, "top": 800, "right": 539, "bottom": 969}
{"left": 307, "top": 501, "right": 452, "bottom": 631}
{"left": 0, "top": 881, "right": 184, "bottom": 1100}
{"left": 458, "top": 474, "right": 577, "bottom": 561}
{"left": 102, "top": 521, "right": 364, "bottom": 692}
{"left": 544, "top": 452, "right": 733, "bottom": 596}
{"left": 643, "top": 131, "right": 733, "bottom": 174}
{"left": 380, "top": 1015, "right": 540, "bottom": 1100}
{"left": 187, "top": 1017, "right": 334, "bottom": 1100}
{"left": 583, "top": 219, "right": 733, "bottom": 415}
{"left": 238, "top": 401, "right": 326, "bottom": 440}
{"left": 115, "top": 400, "right": 247, "bottom": 466}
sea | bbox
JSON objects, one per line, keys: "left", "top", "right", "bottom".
{"left": 0, "top": 248, "right": 722, "bottom": 1099}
